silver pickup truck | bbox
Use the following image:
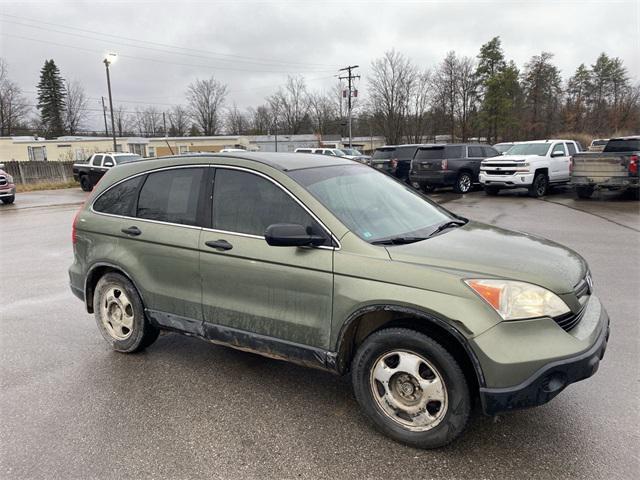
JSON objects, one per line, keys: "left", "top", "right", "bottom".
{"left": 571, "top": 136, "right": 639, "bottom": 199}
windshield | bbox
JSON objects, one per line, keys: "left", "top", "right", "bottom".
{"left": 505, "top": 143, "right": 551, "bottom": 156}
{"left": 493, "top": 144, "right": 513, "bottom": 154}
{"left": 115, "top": 155, "right": 142, "bottom": 164}
{"left": 341, "top": 148, "right": 362, "bottom": 156}
{"left": 372, "top": 148, "right": 396, "bottom": 160}
{"left": 289, "top": 164, "right": 452, "bottom": 243}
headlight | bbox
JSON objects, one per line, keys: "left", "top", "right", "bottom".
{"left": 465, "top": 279, "right": 570, "bottom": 320}
{"left": 6, "top": 174, "right": 13, "bottom": 183}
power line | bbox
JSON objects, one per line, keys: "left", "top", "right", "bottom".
{"left": 1, "top": 33, "right": 336, "bottom": 74}
{"left": 338, "top": 65, "right": 360, "bottom": 148}
{"left": 0, "top": 13, "right": 340, "bottom": 69}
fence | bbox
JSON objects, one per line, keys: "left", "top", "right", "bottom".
{"left": 0, "top": 161, "right": 75, "bottom": 185}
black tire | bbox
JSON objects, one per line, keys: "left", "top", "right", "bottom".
{"left": 351, "top": 328, "right": 471, "bottom": 449}
{"left": 453, "top": 172, "right": 472, "bottom": 194}
{"left": 575, "top": 186, "right": 594, "bottom": 199}
{"left": 1, "top": 195, "right": 15, "bottom": 204}
{"left": 93, "top": 272, "right": 159, "bottom": 353}
{"left": 631, "top": 188, "right": 640, "bottom": 201}
{"left": 484, "top": 186, "right": 500, "bottom": 196}
{"left": 421, "top": 184, "right": 435, "bottom": 193}
{"left": 529, "top": 172, "right": 548, "bottom": 197}
{"left": 79, "top": 175, "right": 93, "bottom": 192}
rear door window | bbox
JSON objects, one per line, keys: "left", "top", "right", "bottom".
{"left": 467, "top": 146, "right": 483, "bottom": 158}
{"left": 445, "top": 146, "right": 464, "bottom": 158}
{"left": 136, "top": 168, "right": 206, "bottom": 226}
{"left": 93, "top": 176, "right": 144, "bottom": 217}
{"left": 566, "top": 142, "right": 577, "bottom": 155}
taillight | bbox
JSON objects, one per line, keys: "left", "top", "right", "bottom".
{"left": 441, "top": 159, "right": 448, "bottom": 170}
{"left": 629, "top": 154, "right": 638, "bottom": 175}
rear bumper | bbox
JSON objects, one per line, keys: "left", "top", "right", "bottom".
{"left": 479, "top": 305, "right": 610, "bottom": 415}
{"left": 410, "top": 170, "right": 457, "bottom": 186}
{"left": 571, "top": 176, "right": 639, "bottom": 189}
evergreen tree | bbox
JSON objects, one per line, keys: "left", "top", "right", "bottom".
{"left": 565, "top": 64, "right": 591, "bottom": 132}
{"left": 36, "top": 59, "right": 66, "bottom": 137}
{"left": 521, "top": 52, "right": 562, "bottom": 138}
{"left": 475, "top": 37, "right": 507, "bottom": 142}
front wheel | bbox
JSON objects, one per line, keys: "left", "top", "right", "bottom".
{"left": 453, "top": 172, "right": 472, "bottom": 194}
{"left": 351, "top": 328, "right": 471, "bottom": 449}
{"left": 575, "top": 186, "right": 594, "bottom": 199}
{"left": 93, "top": 273, "right": 159, "bottom": 353}
{"left": 79, "top": 175, "right": 93, "bottom": 192}
{"left": 529, "top": 172, "right": 548, "bottom": 197}
{"left": 484, "top": 186, "right": 500, "bottom": 196}
{"left": 1, "top": 195, "right": 15, "bottom": 204}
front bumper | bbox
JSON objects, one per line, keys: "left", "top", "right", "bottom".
{"left": 479, "top": 171, "right": 534, "bottom": 188}
{"left": 478, "top": 301, "right": 610, "bottom": 415}
{"left": 0, "top": 185, "right": 16, "bottom": 197}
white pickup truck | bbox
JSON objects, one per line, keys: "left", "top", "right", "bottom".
{"left": 479, "top": 139, "right": 581, "bottom": 197}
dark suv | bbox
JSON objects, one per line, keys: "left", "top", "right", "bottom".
{"left": 410, "top": 144, "right": 500, "bottom": 193}
{"left": 370, "top": 145, "right": 421, "bottom": 182}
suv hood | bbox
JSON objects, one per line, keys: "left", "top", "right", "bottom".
{"left": 485, "top": 154, "right": 540, "bottom": 163}
{"left": 387, "top": 221, "right": 586, "bottom": 294}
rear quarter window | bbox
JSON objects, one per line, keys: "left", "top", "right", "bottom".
{"left": 93, "top": 176, "right": 144, "bottom": 216}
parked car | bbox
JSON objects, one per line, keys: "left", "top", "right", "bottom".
{"left": 73, "top": 153, "right": 142, "bottom": 191}
{"left": 69, "top": 152, "right": 609, "bottom": 449}
{"left": 339, "top": 148, "right": 370, "bottom": 163}
{"left": 410, "top": 144, "right": 500, "bottom": 194}
{"left": 571, "top": 136, "right": 639, "bottom": 199}
{"left": 0, "top": 163, "right": 16, "bottom": 204}
{"left": 370, "top": 144, "right": 421, "bottom": 182}
{"left": 493, "top": 142, "right": 516, "bottom": 155}
{"left": 294, "top": 147, "right": 346, "bottom": 157}
{"left": 479, "top": 139, "right": 581, "bottom": 197}
{"left": 588, "top": 139, "right": 609, "bottom": 152}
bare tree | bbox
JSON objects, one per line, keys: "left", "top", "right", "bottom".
{"left": 456, "top": 56, "right": 477, "bottom": 141}
{"left": 226, "top": 102, "right": 248, "bottom": 135}
{"left": 134, "top": 107, "right": 162, "bottom": 136}
{"left": 113, "top": 105, "right": 132, "bottom": 137}
{"left": 406, "top": 69, "right": 432, "bottom": 143}
{"left": 268, "top": 75, "right": 310, "bottom": 134}
{"left": 64, "top": 79, "right": 89, "bottom": 135}
{"left": 246, "top": 104, "right": 273, "bottom": 134}
{"left": 367, "top": 49, "right": 417, "bottom": 144}
{"left": 0, "top": 58, "right": 31, "bottom": 136}
{"left": 432, "top": 51, "right": 459, "bottom": 140}
{"left": 187, "top": 76, "right": 228, "bottom": 135}
{"left": 167, "top": 105, "right": 189, "bottom": 136}
{"left": 308, "top": 91, "right": 337, "bottom": 136}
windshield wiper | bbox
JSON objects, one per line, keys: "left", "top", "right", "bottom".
{"left": 371, "top": 236, "right": 429, "bottom": 245}
{"left": 428, "top": 220, "right": 467, "bottom": 237}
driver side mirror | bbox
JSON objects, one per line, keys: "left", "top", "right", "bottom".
{"left": 265, "top": 223, "right": 327, "bottom": 247}
{"left": 551, "top": 151, "right": 565, "bottom": 157}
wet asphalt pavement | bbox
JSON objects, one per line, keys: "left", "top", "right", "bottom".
{"left": 1, "top": 186, "right": 639, "bottom": 479}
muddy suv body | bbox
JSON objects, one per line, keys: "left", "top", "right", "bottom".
{"left": 69, "top": 153, "right": 609, "bottom": 448}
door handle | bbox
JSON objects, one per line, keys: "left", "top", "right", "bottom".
{"left": 121, "top": 226, "right": 142, "bottom": 236}
{"left": 205, "top": 239, "right": 233, "bottom": 251}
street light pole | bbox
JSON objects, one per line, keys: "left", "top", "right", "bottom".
{"left": 103, "top": 54, "right": 118, "bottom": 152}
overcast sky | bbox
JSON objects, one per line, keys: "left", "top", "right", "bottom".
{"left": 1, "top": 0, "right": 638, "bottom": 132}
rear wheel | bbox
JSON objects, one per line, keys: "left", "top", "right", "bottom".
{"left": 484, "top": 186, "right": 500, "bottom": 196}
{"left": 93, "top": 273, "right": 159, "bottom": 353}
{"left": 1, "top": 195, "right": 15, "bottom": 204}
{"left": 575, "top": 186, "right": 594, "bottom": 199}
{"left": 79, "top": 175, "right": 93, "bottom": 192}
{"left": 529, "top": 172, "right": 548, "bottom": 197}
{"left": 453, "top": 172, "right": 472, "bottom": 194}
{"left": 351, "top": 328, "right": 471, "bottom": 449}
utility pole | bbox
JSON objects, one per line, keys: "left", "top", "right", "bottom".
{"left": 101, "top": 97, "right": 109, "bottom": 136}
{"left": 339, "top": 65, "right": 360, "bottom": 148}
{"left": 103, "top": 55, "right": 118, "bottom": 152}
{"left": 163, "top": 112, "right": 167, "bottom": 137}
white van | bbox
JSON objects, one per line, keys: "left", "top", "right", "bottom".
{"left": 294, "top": 147, "right": 346, "bottom": 157}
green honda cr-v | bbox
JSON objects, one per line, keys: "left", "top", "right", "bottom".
{"left": 69, "top": 153, "right": 609, "bottom": 449}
